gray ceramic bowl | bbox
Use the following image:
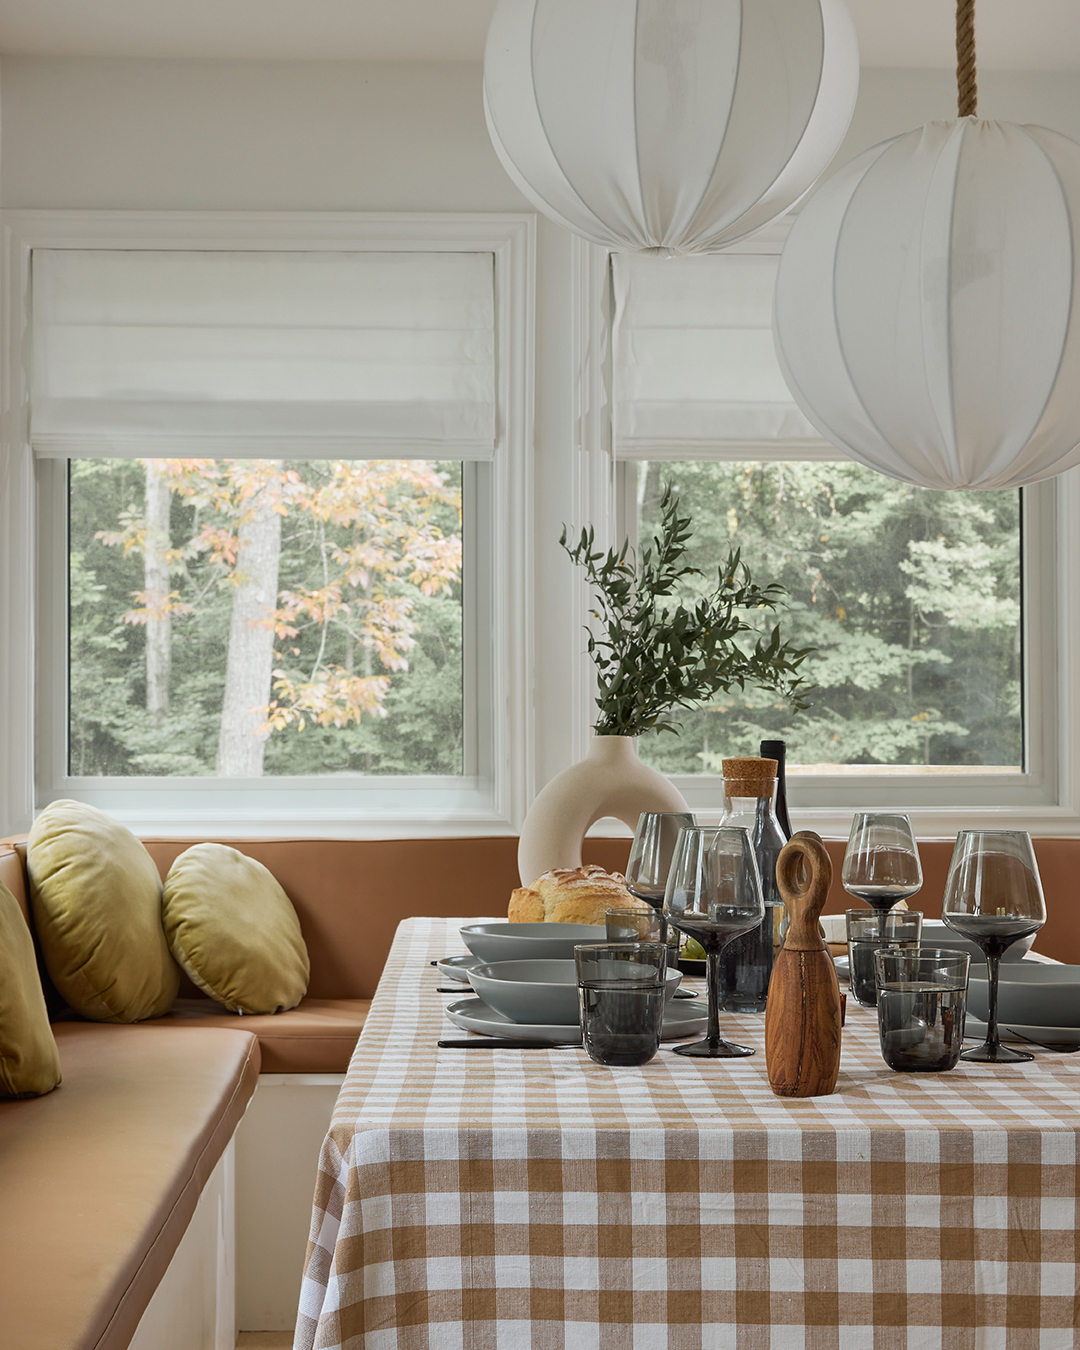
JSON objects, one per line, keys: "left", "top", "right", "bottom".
{"left": 468, "top": 958, "right": 682, "bottom": 1025}
{"left": 967, "top": 963, "right": 1080, "bottom": 1028}
{"left": 919, "top": 920, "right": 1035, "bottom": 964}
{"left": 459, "top": 922, "right": 606, "bottom": 964}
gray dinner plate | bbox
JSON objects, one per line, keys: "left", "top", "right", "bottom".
{"left": 834, "top": 950, "right": 1047, "bottom": 985}
{"left": 436, "top": 954, "right": 481, "bottom": 983}
{"left": 443, "top": 996, "right": 708, "bottom": 1045}
{"left": 918, "top": 921, "right": 1034, "bottom": 964}
{"left": 467, "top": 959, "right": 681, "bottom": 1025}
{"left": 966, "top": 964, "right": 1080, "bottom": 1028}
{"left": 460, "top": 922, "right": 606, "bottom": 963}
{"left": 964, "top": 1016, "right": 1080, "bottom": 1046}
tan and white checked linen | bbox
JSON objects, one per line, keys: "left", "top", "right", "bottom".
{"left": 295, "top": 917, "right": 1080, "bottom": 1350}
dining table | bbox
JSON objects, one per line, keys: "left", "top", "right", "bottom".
{"left": 294, "top": 916, "right": 1080, "bottom": 1350}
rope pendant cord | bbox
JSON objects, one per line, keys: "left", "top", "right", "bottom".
{"left": 956, "top": 0, "right": 978, "bottom": 117}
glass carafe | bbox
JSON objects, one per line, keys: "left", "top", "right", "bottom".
{"left": 717, "top": 757, "right": 786, "bottom": 1012}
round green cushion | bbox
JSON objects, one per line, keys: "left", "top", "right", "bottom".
{"left": 27, "top": 800, "right": 178, "bottom": 1023}
{"left": 163, "top": 844, "right": 309, "bottom": 1015}
{"left": 0, "top": 880, "right": 61, "bottom": 1098}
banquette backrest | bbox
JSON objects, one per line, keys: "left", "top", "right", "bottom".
{"left": 3, "top": 833, "right": 1078, "bottom": 1000}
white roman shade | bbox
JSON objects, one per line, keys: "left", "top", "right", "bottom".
{"left": 612, "top": 251, "right": 829, "bottom": 460}
{"left": 31, "top": 249, "right": 497, "bottom": 458}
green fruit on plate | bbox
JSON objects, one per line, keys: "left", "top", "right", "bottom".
{"left": 683, "top": 937, "right": 707, "bottom": 961}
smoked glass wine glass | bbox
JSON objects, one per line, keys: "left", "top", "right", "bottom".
{"left": 942, "top": 830, "right": 1047, "bottom": 1064}
{"left": 625, "top": 811, "right": 696, "bottom": 950}
{"left": 663, "top": 826, "right": 765, "bottom": 1058}
{"left": 841, "top": 813, "right": 923, "bottom": 940}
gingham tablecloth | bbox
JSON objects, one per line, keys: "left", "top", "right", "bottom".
{"left": 295, "top": 917, "right": 1080, "bottom": 1350}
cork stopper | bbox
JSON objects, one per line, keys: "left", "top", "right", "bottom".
{"left": 722, "top": 756, "right": 778, "bottom": 799}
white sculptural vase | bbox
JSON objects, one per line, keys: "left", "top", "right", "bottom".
{"left": 517, "top": 735, "right": 690, "bottom": 887}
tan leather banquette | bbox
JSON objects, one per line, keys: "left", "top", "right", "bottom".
{"left": 130, "top": 834, "right": 1080, "bottom": 983}
{"left": 6, "top": 826, "right": 1069, "bottom": 1047}
{"left": 139, "top": 832, "right": 1080, "bottom": 979}
{"left": 1, "top": 830, "right": 1076, "bottom": 1350}
{"left": 0, "top": 833, "right": 259, "bottom": 1350}
{"left": 4, "top": 831, "right": 1078, "bottom": 1073}
{"left": 135, "top": 832, "right": 1080, "bottom": 1004}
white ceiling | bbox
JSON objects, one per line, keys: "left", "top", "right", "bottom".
{"left": 0, "top": 0, "right": 1076, "bottom": 69}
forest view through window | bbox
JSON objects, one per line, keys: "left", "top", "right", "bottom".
{"left": 68, "top": 458, "right": 464, "bottom": 778}
{"left": 634, "top": 461, "right": 1022, "bottom": 777}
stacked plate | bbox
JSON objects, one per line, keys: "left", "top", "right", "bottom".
{"left": 440, "top": 923, "right": 707, "bottom": 1045}
{"left": 919, "top": 920, "right": 1035, "bottom": 964}
{"left": 966, "top": 964, "right": 1080, "bottom": 1046}
{"left": 832, "top": 919, "right": 1035, "bottom": 984}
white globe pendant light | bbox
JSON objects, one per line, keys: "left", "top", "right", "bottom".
{"left": 483, "top": 0, "right": 860, "bottom": 256}
{"left": 773, "top": 9, "right": 1080, "bottom": 490}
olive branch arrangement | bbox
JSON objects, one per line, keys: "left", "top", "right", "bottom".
{"left": 561, "top": 485, "right": 815, "bottom": 738}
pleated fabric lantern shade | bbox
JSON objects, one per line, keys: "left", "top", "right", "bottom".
{"left": 774, "top": 118, "right": 1080, "bottom": 490}
{"left": 483, "top": 0, "right": 860, "bottom": 256}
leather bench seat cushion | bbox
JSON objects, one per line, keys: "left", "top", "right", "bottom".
{"left": 148, "top": 996, "right": 371, "bottom": 1072}
{"left": 0, "top": 1022, "right": 259, "bottom": 1350}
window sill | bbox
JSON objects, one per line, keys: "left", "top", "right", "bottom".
{"left": 37, "top": 776, "right": 520, "bottom": 839}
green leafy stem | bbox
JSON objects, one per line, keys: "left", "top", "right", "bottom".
{"left": 561, "top": 484, "right": 816, "bottom": 738}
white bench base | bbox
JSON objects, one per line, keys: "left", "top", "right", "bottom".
{"left": 128, "top": 1141, "right": 236, "bottom": 1350}
{"left": 124, "top": 1072, "right": 346, "bottom": 1345}
{"left": 235, "top": 1074, "right": 345, "bottom": 1333}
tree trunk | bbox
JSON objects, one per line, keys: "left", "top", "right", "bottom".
{"left": 144, "top": 462, "right": 172, "bottom": 717}
{"left": 216, "top": 487, "right": 282, "bottom": 777}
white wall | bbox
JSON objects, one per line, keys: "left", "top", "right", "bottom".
{"left": 3, "top": 57, "right": 1079, "bottom": 802}
{"left": 834, "top": 68, "right": 1080, "bottom": 165}
{"left": 0, "top": 59, "right": 523, "bottom": 211}
{"left": 5, "top": 60, "right": 1080, "bottom": 212}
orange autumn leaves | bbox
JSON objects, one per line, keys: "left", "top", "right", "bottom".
{"left": 97, "top": 458, "right": 461, "bottom": 735}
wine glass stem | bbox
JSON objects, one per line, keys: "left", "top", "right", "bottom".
{"left": 658, "top": 913, "right": 668, "bottom": 948}
{"left": 985, "top": 950, "right": 1002, "bottom": 1051}
{"left": 705, "top": 947, "right": 722, "bottom": 1048}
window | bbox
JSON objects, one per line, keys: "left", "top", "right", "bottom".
{"left": 631, "top": 459, "right": 1022, "bottom": 775}
{"left": 572, "top": 229, "right": 1080, "bottom": 835}
{"left": 66, "top": 457, "right": 465, "bottom": 780}
{"left": 3, "top": 212, "right": 534, "bottom": 836}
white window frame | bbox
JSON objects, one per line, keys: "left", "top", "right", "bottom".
{"left": 570, "top": 232, "right": 1080, "bottom": 839}
{"left": 0, "top": 210, "right": 536, "bottom": 838}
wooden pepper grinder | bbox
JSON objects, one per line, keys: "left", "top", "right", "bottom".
{"left": 765, "top": 831, "right": 842, "bottom": 1098}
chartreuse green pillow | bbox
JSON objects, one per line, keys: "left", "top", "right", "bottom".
{"left": 0, "top": 880, "right": 61, "bottom": 1098}
{"left": 27, "top": 800, "right": 179, "bottom": 1023}
{"left": 162, "top": 844, "right": 309, "bottom": 1014}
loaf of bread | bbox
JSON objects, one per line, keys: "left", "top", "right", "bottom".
{"left": 508, "top": 865, "right": 651, "bottom": 927}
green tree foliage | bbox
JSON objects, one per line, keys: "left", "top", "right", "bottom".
{"left": 69, "top": 458, "right": 463, "bottom": 777}
{"left": 633, "top": 461, "right": 1021, "bottom": 775}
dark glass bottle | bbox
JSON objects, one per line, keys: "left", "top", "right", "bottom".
{"left": 718, "top": 758, "right": 786, "bottom": 1012}
{"left": 760, "top": 739, "right": 793, "bottom": 840}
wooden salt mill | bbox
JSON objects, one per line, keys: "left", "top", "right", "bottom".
{"left": 765, "top": 830, "right": 842, "bottom": 1098}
